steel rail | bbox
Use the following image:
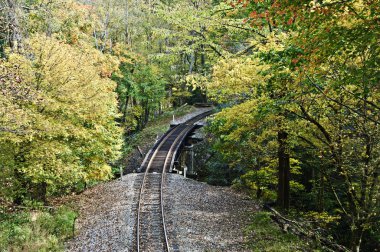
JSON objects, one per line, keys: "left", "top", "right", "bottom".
{"left": 136, "top": 127, "right": 178, "bottom": 252}
{"left": 160, "top": 122, "right": 198, "bottom": 251}
{"left": 138, "top": 125, "right": 179, "bottom": 173}
{"left": 136, "top": 110, "right": 213, "bottom": 252}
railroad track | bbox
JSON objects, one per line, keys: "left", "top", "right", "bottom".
{"left": 136, "top": 110, "right": 213, "bottom": 252}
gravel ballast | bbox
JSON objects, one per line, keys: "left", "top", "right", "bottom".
{"left": 164, "top": 174, "right": 258, "bottom": 252}
{"left": 65, "top": 173, "right": 258, "bottom": 252}
{"left": 65, "top": 108, "right": 258, "bottom": 251}
{"left": 65, "top": 174, "right": 143, "bottom": 252}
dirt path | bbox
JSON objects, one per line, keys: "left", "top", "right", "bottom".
{"left": 65, "top": 173, "right": 258, "bottom": 252}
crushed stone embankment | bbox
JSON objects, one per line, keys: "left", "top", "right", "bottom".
{"left": 65, "top": 173, "right": 258, "bottom": 252}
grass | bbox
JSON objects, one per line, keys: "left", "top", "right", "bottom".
{"left": 244, "top": 211, "right": 322, "bottom": 252}
{"left": 0, "top": 206, "right": 77, "bottom": 252}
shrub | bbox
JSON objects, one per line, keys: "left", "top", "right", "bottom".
{"left": 0, "top": 206, "right": 77, "bottom": 251}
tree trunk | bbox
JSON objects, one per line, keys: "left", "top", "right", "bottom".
{"left": 33, "top": 182, "right": 47, "bottom": 204}
{"left": 351, "top": 226, "right": 364, "bottom": 252}
{"left": 124, "top": 0, "right": 131, "bottom": 45}
{"left": 13, "top": 149, "right": 28, "bottom": 205}
{"left": 318, "top": 166, "right": 325, "bottom": 212}
{"left": 13, "top": 167, "right": 26, "bottom": 205}
{"left": 256, "top": 187, "right": 263, "bottom": 199}
{"left": 143, "top": 102, "right": 149, "bottom": 127}
{"left": 188, "top": 52, "right": 195, "bottom": 73}
{"left": 277, "top": 130, "right": 290, "bottom": 210}
{"left": 122, "top": 94, "right": 130, "bottom": 123}
{"left": 6, "top": 0, "right": 23, "bottom": 52}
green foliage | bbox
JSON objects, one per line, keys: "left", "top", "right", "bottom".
{"left": 202, "top": 153, "right": 232, "bottom": 186}
{"left": 132, "top": 65, "right": 166, "bottom": 109}
{"left": 113, "top": 60, "right": 166, "bottom": 133}
{"left": 206, "top": 0, "right": 380, "bottom": 250}
{"left": 0, "top": 33, "right": 122, "bottom": 201}
{"left": 0, "top": 206, "right": 77, "bottom": 251}
{"left": 304, "top": 211, "right": 341, "bottom": 229}
{"left": 122, "top": 105, "right": 195, "bottom": 156}
{"left": 240, "top": 168, "right": 276, "bottom": 200}
{"left": 1, "top": 0, "right": 379, "bottom": 250}
{"left": 244, "top": 211, "right": 319, "bottom": 251}
{"left": 37, "top": 207, "right": 77, "bottom": 240}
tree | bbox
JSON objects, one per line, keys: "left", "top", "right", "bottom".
{"left": 1, "top": 0, "right": 24, "bottom": 52}
{"left": 208, "top": 0, "right": 380, "bottom": 250}
{"left": 0, "top": 34, "right": 122, "bottom": 203}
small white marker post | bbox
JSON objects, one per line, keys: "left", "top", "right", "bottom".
{"left": 191, "top": 147, "right": 194, "bottom": 174}
{"left": 172, "top": 114, "right": 175, "bottom": 124}
{"left": 184, "top": 167, "right": 187, "bottom": 178}
{"left": 120, "top": 166, "right": 123, "bottom": 181}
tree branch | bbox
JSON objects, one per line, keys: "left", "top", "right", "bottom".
{"left": 306, "top": 75, "right": 380, "bottom": 125}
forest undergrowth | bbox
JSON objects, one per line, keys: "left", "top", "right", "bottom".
{"left": 1, "top": 0, "right": 379, "bottom": 251}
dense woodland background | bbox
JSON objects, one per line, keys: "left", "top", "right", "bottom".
{"left": 0, "top": 0, "right": 379, "bottom": 251}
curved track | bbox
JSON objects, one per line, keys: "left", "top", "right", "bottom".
{"left": 136, "top": 110, "right": 213, "bottom": 252}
